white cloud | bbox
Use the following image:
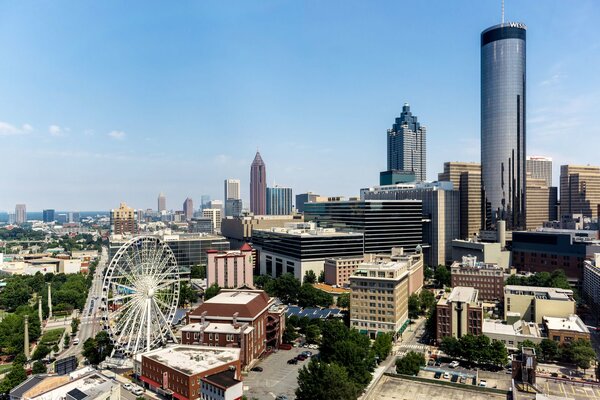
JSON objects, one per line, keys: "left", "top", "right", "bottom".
{"left": 49, "top": 125, "right": 64, "bottom": 137}
{"left": 0, "top": 121, "right": 33, "bottom": 136}
{"left": 108, "top": 130, "right": 126, "bottom": 140}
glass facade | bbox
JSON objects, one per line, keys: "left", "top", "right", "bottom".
{"left": 481, "top": 23, "right": 527, "bottom": 230}
{"left": 266, "top": 186, "right": 293, "bottom": 215}
{"left": 387, "top": 104, "right": 427, "bottom": 182}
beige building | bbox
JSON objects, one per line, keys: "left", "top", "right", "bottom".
{"left": 543, "top": 315, "right": 590, "bottom": 345}
{"left": 483, "top": 319, "right": 544, "bottom": 351}
{"left": 526, "top": 176, "right": 551, "bottom": 230}
{"left": 349, "top": 252, "right": 423, "bottom": 338}
{"left": 110, "top": 202, "right": 137, "bottom": 234}
{"left": 438, "top": 162, "right": 482, "bottom": 239}
{"left": 323, "top": 255, "right": 365, "bottom": 287}
{"left": 560, "top": 164, "right": 600, "bottom": 219}
{"left": 202, "top": 208, "right": 222, "bottom": 233}
{"left": 504, "top": 285, "right": 576, "bottom": 324}
{"left": 221, "top": 214, "right": 303, "bottom": 248}
{"left": 451, "top": 239, "right": 511, "bottom": 269}
{"left": 436, "top": 287, "right": 483, "bottom": 342}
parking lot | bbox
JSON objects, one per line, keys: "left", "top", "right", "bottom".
{"left": 537, "top": 377, "right": 600, "bottom": 400}
{"left": 243, "top": 346, "right": 315, "bottom": 400}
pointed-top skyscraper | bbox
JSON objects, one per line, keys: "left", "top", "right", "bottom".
{"left": 158, "top": 192, "right": 166, "bottom": 212}
{"left": 250, "top": 151, "right": 267, "bottom": 215}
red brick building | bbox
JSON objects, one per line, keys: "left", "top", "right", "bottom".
{"left": 184, "top": 289, "right": 286, "bottom": 368}
{"left": 450, "top": 256, "right": 505, "bottom": 301}
{"left": 436, "top": 287, "right": 483, "bottom": 343}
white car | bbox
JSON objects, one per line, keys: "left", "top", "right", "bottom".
{"left": 449, "top": 360, "right": 460, "bottom": 368}
{"left": 479, "top": 380, "right": 487, "bottom": 387}
{"left": 122, "top": 383, "right": 133, "bottom": 391}
{"left": 132, "top": 386, "right": 144, "bottom": 395}
{"left": 443, "top": 372, "right": 450, "bottom": 379}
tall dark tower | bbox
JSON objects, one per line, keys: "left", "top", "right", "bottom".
{"left": 250, "top": 151, "right": 267, "bottom": 215}
{"left": 481, "top": 22, "right": 527, "bottom": 230}
{"left": 387, "top": 103, "right": 427, "bottom": 182}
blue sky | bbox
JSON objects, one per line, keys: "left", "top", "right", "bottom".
{"left": 1, "top": 1, "right": 599, "bottom": 211}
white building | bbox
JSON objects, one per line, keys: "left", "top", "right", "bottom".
{"left": 583, "top": 253, "right": 600, "bottom": 315}
{"left": 203, "top": 208, "right": 223, "bottom": 233}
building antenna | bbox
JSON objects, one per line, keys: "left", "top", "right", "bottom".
{"left": 501, "top": 0, "right": 505, "bottom": 23}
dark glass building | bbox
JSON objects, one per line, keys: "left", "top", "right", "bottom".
{"left": 250, "top": 152, "right": 267, "bottom": 215}
{"left": 481, "top": 22, "right": 527, "bottom": 230}
{"left": 387, "top": 104, "right": 426, "bottom": 182}
{"left": 42, "top": 209, "right": 55, "bottom": 223}
{"left": 304, "top": 200, "right": 423, "bottom": 254}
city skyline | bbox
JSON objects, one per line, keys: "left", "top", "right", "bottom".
{"left": 1, "top": 1, "right": 600, "bottom": 210}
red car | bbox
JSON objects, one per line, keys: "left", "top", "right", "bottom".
{"left": 296, "top": 354, "right": 308, "bottom": 361}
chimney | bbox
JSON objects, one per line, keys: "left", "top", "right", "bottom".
{"left": 24, "top": 315, "right": 30, "bottom": 359}
{"left": 233, "top": 312, "right": 240, "bottom": 328}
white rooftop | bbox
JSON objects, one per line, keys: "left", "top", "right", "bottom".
{"left": 181, "top": 322, "right": 253, "bottom": 335}
{"left": 204, "top": 290, "right": 259, "bottom": 305}
{"left": 483, "top": 319, "right": 542, "bottom": 338}
{"left": 31, "top": 372, "right": 116, "bottom": 400}
{"left": 446, "top": 286, "right": 479, "bottom": 304}
{"left": 505, "top": 285, "right": 574, "bottom": 301}
{"left": 543, "top": 315, "right": 589, "bottom": 334}
{"left": 142, "top": 345, "right": 240, "bottom": 376}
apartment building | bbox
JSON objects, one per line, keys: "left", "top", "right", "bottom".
{"left": 436, "top": 287, "right": 483, "bottom": 342}
{"left": 504, "top": 285, "right": 576, "bottom": 324}
{"left": 450, "top": 256, "right": 505, "bottom": 301}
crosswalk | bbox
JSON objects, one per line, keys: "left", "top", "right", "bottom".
{"left": 395, "top": 343, "right": 428, "bottom": 358}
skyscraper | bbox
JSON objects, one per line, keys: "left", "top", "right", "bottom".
{"left": 224, "top": 179, "right": 241, "bottom": 217}
{"left": 183, "top": 197, "right": 194, "bottom": 221}
{"left": 158, "top": 192, "right": 166, "bottom": 212}
{"left": 250, "top": 151, "right": 266, "bottom": 215}
{"left": 110, "top": 202, "right": 137, "bottom": 234}
{"left": 527, "top": 156, "right": 552, "bottom": 187}
{"left": 15, "top": 204, "right": 26, "bottom": 224}
{"left": 42, "top": 209, "right": 55, "bottom": 223}
{"left": 200, "top": 195, "right": 211, "bottom": 211}
{"left": 481, "top": 22, "right": 527, "bottom": 230}
{"left": 560, "top": 165, "right": 600, "bottom": 219}
{"left": 386, "top": 103, "right": 427, "bottom": 182}
{"left": 266, "top": 186, "right": 293, "bottom": 216}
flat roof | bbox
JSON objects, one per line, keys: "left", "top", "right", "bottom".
{"left": 143, "top": 345, "right": 240, "bottom": 376}
{"left": 204, "top": 290, "right": 260, "bottom": 306}
{"left": 543, "top": 315, "right": 589, "bottom": 334}
{"left": 505, "top": 285, "right": 574, "bottom": 301}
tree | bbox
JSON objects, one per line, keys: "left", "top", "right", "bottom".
{"left": 439, "top": 336, "right": 459, "bottom": 358}
{"left": 204, "top": 283, "right": 221, "bottom": 301}
{"left": 32, "top": 361, "right": 47, "bottom": 374}
{"left": 408, "top": 294, "right": 420, "bottom": 319}
{"left": 179, "top": 281, "right": 198, "bottom": 306}
{"left": 71, "top": 318, "right": 80, "bottom": 335}
{"left": 296, "top": 360, "right": 359, "bottom": 400}
{"left": 318, "top": 270, "right": 325, "bottom": 283}
{"left": 372, "top": 333, "right": 393, "bottom": 363}
{"left": 395, "top": 351, "right": 425, "bottom": 375}
{"left": 304, "top": 270, "right": 317, "bottom": 284}
{"left": 305, "top": 325, "right": 321, "bottom": 344}
{"left": 434, "top": 265, "right": 451, "bottom": 287}
{"left": 283, "top": 323, "right": 298, "bottom": 344}
{"left": 32, "top": 344, "right": 51, "bottom": 361}
{"left": 419, "top": 290, "right": 436, "bottom": 313}
{"left": 337, "top": 293, "right": 350, "bottom": 309}
{"left": 424, "top": 265, "right": 434, "bottom": 281}
{"left": 273, "top": 274, "right": 301, "bottom": 304}
{"left": 0, "top": 364, "right": 27, "bottom": 394}
{"left": 490, "top": 339, "right": 509, "bottom": 367}
{"left": 0, "top": 279, "right": 31, "bottom": 312}
{"left": 254, "top": 275, "right": 276, "bottom": 295}
{"left": 298, "top": 283, "right": 333, "bottom": 308}
{"left": 64, "top": 335, "right": 71, "bottom": 348}
{"left": 190, "top": 264, "right": 206, "bottom": 279}
{"left": 82, "top": 331, "right": 113, "bottom": 365}
{"left": 539, "top": 339, "right": 559, "bottom": 362}
{"left": 569, "top": 340, "right": 597, "bottom": 373}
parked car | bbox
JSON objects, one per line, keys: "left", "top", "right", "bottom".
{"left": 73, "top": 338, "right": 80, "bottom": 345}
{"left": 275, "top": 395, "right": 288, "bottom": 400}
{"left": 434, "top": 361, "right": 442, "bottom": 367}
{"left": 287, "top": 358, "right": 298, "bottom": 365}
{"left": 296, "top": 354, "right": 308, "bottom": 361}
{"left": 434, "top": 371, "right": 442, "bottom": 379}
{"left": 443, "top": 372, "right": 450, "bottom": 379}
{"left": 301, "top": 351, "right": 313, "bottom": 357}
{"left": 479, "top": 380, "right": 487, "bottom": 387}
{"left": 449, "top": 360, "right": 460, "bottom": 368}
{"left": 251, "top": 366, "right": 263, "bottom": 372}
{"left": 308, "top": 344, "right": 318, "bottom": 349}
{"left": 122, "top": 383, "right": 133, "bottom": 391}
{"left": 131, "top": 386, "right": 144, "bottom": 395}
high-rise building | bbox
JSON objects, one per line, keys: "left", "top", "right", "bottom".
{"left": 295, "top": 192, "right": 320, "bottom": 213}
{"left": 560, "top": 165, "right": 600, "bottom": 219}
{"left": 203, "top": 208, "right": 222, "bottom": 233}
{"left": 200, "top": 195, "right": 211, "bottom": 211}
{"left": 207, "top": 245, "right": 254, "bottom": 289}
{"left": 438, "top": 162, "right": 482, "bottom": 239}
{"left": 110, "top": 202, "right": 137, "bottom": 234}
{"left": 527, "top": 156, "right": 552, "bottom": 187}
{"left": 250, "top": 151, "right": 267, "bottom": 215}
{"left": 183, "top": 197, "right": 194, "bottom": 221}
{"left": 15, "top": 204, "right": 26, "bottom": 224}
{"left": 266, "top": 186, "right": 293, "bottom": 215}
{"left": 360, "top": 182, "right": 459, "bottom": 266}
{"left": 224, "top": 179, "right": 241, "bottom": 201}
{"left": 525, "top": 177, "right": 550, "bottom": 229}
{"left": 304, "top": 200, "right": 423, "bottom": 254}
{"left": 158, "top": 192, "right": 166, "bottom": 212}
{"left": 225, "top": 199, "right": 243, "bottom": 218}
{"left": 481, "top": 22, "right": 527, "bottom": 230}
{"left": 42, "top": 209, "right": 55, "bottom": 223}
{"left": 386, "top": 103, "right": 427, "bottom": 182}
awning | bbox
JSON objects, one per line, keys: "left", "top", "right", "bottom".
{"left": 359, "top": 329, "right": 368, "bottom": 334}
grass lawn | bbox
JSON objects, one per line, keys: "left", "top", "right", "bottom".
{"left": 40, "top": 328, "right": 65, "bottom": 345}
{"left": 0, "top": 363, "right": 13, "bottom": 374}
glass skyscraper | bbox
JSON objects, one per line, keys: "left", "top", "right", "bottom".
{"left": 266, "top": 186, "right": 292, "bottom": 215}
{"left": 481, "top": 22, "right": 527, "bottom": 230}
{"left": 387, "top": 103, "right": 427, "bottom": 182}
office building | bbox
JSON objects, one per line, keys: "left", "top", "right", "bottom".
{"left": 200, "top": 195, "right": 211, "bottom": 211}
{"left": 185, "top": 289, "right": 287, "bottom": 367}
{"left": 189, "top": 217, "right": 213, "bottom": 234}
{"left": 527, "top": 156, "right": 552, "bottom": 187}
{"left": 504, "top": 285, "right": 576, "bottom": 324}
{"left": 206, "top": 244, "right": 254, "bottom": 289}
{"left": 323, "top": 255, "right": 365, "bottom": 287}
{"left": 436, "top": 287, "right": 483, "bottom": 342}
{"left": 224, "top": 178, "right": 241, "bottom": 201}
{"left": 438, "top": 162, "right": 482, "bottom": 239}
{"left": 379, "top": 170, "right": 416, "bottom": 186}
{"left": 511, "top": 230, "right": 600, "bottom": 284}
{"left": 481, "top": 22, "right": 527, "bottom": 230}
{"left": 451, "top": 239, "right": 511, "bottom": 269}
{"left": 183, "top": 197, "right": 194, "bottom": 221}
{"left": 525, "top": 177, "right": 551, "bottom": 229}
{"left": 450, "top": 256, "right": 504, "bottom": 301}
{"left": 361, "top": 182, "right": 459, "bottom": 266}
{"left": 253, "top": 222, "right": 364, "bottom": 282}
{"left": 543, "top": 315, "right": 590, "bottom": 345}
{"left": 208, "top": 200, "right": 223, "bottom": 214}
{"left": 110, "top": 202, "right": 137, "bottom": 235}
{"left": 250, "top": 151, "right": 267, "bottom": 215}
{"left": 158, "top": 192, "right": 166, "bottom": 212}
{"left": 349, "top": 252, "right": 424, "bottom": 338}
{"left": 221, "top": 214, "right": 303, "bottom": 248}
{"left": 225, "top": 199, "right": 243, "bottom": 218}
{"left": 266, "top": 186, "right": 293, "bottom": 215}
{"left": 140, "top": 345, "right": 242, "bottom": 400}
{"left": 386, "top": 103, "right": 426, "bottom": 182}
{"left": 304, "top": 200, "right": 423, "bottom": 254}
{"left": 202, "top": 208, "right": 222, "bottom": 233}
{"left": 583, "top": 254, "right": 600, "bottom": 317}
{"left": 295, "top": 192, "right": 320, "bottom": 213}
{"left": 42, "top": 209, "right": 55, "bottom": 223}
{"left": 560, "top": 165, "right": 600, "bottom": 219}
{"left": 483, "top": 319, "right": 544, "bottom": 352}
{"left": 15, "top": 204, "right": 26, "bottom": 224}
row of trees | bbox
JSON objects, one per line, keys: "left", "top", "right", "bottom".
{"left": 254, "top": 273, "right": 334, "bottom": 308}
{"left": 296, "top": 320, "right": 393, "bottom": 399}
{"left": 440, "top": 334, "right": 508, "bottom": 367}
{"left": 0, "top": 306, "right": 42, "bottom": 355}
{"left": 519, "top": 338, "right": 596, "bottom": 372}
{"left": 82, "top": 331, "right": 113, "bottom": 365}
{"left": 396, "top": 351, "right": 426, "bottom": 375}
{"left": 505, "top": 269, "right": 571, "bottom": 290}
{"left": 408, "top": 289, "right": 436, "bottom": 319}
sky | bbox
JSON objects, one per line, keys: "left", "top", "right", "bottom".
{"left": 1, "top": 1, "right": 599, "bottom": 211}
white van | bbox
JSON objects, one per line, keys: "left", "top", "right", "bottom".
{"left": 73, "top": 338, "right": 80, "bottom": 345}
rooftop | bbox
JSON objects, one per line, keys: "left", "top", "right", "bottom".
{"left": 181, "top": 322, "right": 253, "bottom": 335}
{"left": 143, "top": 345, "right": 240, "bottom": 376}
{"left": 543, "top": 315, "right": 589, "bottom": 334}
{"left": 202, "top": 369, "right": 242, "bottom": 390}
{"left": 313, "top": 283, "right": 350, "bottom": 294}
{"left": 438, "top": 287, "right": 480, "bottom": 305}
{"left": 204, "top": 290, "right": 260, "bottom": 306}
{"left": 483, "top": 319, "right": 543, "bottom": 338}
{"left": 189, "top": 289, "right": 272, "bottom": 320}
{"left": 505, "top": 285, "right": 574, "bottom": 301}
{"left": 255, "top": 222, "right": 362, "bottom": 238}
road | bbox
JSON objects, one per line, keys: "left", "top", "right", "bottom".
{"left": 62, "top": 246, "right": 108, "bottom": 358}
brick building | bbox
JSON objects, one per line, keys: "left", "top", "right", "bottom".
{"left": 184, "top": 289, "right": 286, "bottom": 368}
{"left": 543, "top": 315, "right": 590, "bottom": 345}
{"left": 450, "top": 255, "right": 505, "bottom": 301}
{"left": 140, "top": 345, "right": 242, "bottom": 400}
{"left": 323, "top": 255, "right": 364, "bottom": 286}
{"left": 436, "top": 287, "right": 483, "bottom": 343}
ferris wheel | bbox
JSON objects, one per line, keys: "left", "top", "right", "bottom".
{"left": 101, "top": 236, "right": 180, "bottom": 356}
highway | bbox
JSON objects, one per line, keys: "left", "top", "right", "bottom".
{"left": 62, "top": 246, "right": 108, "bottom": 359}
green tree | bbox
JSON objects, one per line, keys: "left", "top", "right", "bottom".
{"left": 204, "top": 283, "right": 221, "bottom": 301}
{"left": 304, "top": 270, "right": 317, "bottom": 284}
{"left": 32, "top": 361, "right": 47, "bottom": 374}
{"left": 190, "top": 264, "right": 206, "bottom": 279}
{"left": 305, "top": 325, "right": 321, "bottom": 344}
{"left": 32, "top": 344, "right": 51, "bottom": 360}
{"left": 296, "top": 360, "right": 359, "bottom": 400}
{"left": 395, "top": 351, "right": 425, "bottom": 375}
{"left": 0, "top": 279, "right": 31, "bottom": 312}
{"left": 64, "top": 335, "right": 71, "bottom": 348}
{"left": 408, "top": 294, "right": 420, "bottom": 319}
{"left": 336, "top": 293, "right": 350, "bottom": 309}
{"left": 273, "top": 273, "right": 301, "bottom": 304}
{"left": 0, "top": 364, "right": 27, "bottom": 394}
{"left": 434, "top": 265, "right": 451, "bottom": 287}
{"left": 318, "top": 270, "right": 325, "bottom": 283}
{"left": 283, "top": 323, "right": 298, "bottom": 344}
{"left": 82, "top": 331, "right": 113, "bottom": 365}
{"left": 424, "top": 265, "right": 433, "bottom": 281}
{"left": 490, "top": 339, "right": 509, "bottom": 367}
{"left": 419, "top": 290, "right": 436, "bottom": 313}
{"left": 298, "top": 283, "right": 333, "bottom": 308}
{"left": 254, "top": 275, "right": 276, "bottom": 295}
{"left": 439, "top": 336, "right": 459, "bottom": 358}
{"left": 71, "top": 318, "right": 80, "bottom": 335}
{"left": 179, "top": 281, "right": 198, "bottom": 306}
{"left": 539, "top": 339, "right": 559, "bottom": 362}
{"left": 372, "top": 333, "right": 393, "bottom": 363}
